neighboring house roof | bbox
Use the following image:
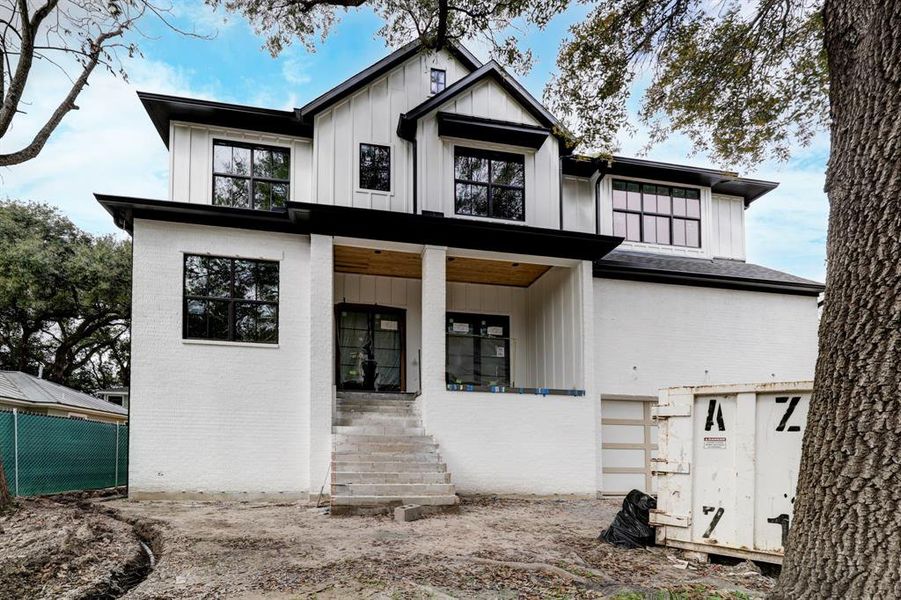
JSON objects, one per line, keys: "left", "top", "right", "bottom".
{"left": 397, "top": 60, "right": 573, "bottom": 150}
{"left": 594, "top": 250, "right": 825, "bottom": 296}
{"left": 562, "top": 155, "right": 778, "bottom": 206}
{"left": 0, "top": 372, "right": 128, "bottom": 417}
{"left": 298, "top": 39, "right": 482, "bottom": 118}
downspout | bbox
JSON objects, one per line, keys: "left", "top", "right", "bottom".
{"left": 594, "top": 169, "right": 602, "bottom": 235}
{"left": 558, "top": 156, "right": 564, "bottom": 230}
{"left": 412, "top": 138, "right": 418, "bottom": 215}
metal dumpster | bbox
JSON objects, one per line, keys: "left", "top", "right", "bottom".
{"left": 650, "top": 381, "right": 812, "bottom": 563}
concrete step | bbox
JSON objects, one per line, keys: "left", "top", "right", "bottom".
{"left": 335, "top": 441, "right": 439, "bottom": 454}
{"left": 333, "top": 461, "right": 447, "bottom": 473}
{"left": 333, "top": 433, "right": 432, "bottom": 445}
{"left": 336, "top": 393, "right": 417, "bottom": 403}
{"left": 335, "top": 451, "right": 439, "bottom": 463}
{"left": 333, "top": 425, "right": 425, "bottom": 436}
{"left": 331, "top": 494, "right": 459, "bottom": 507}
{"left": 336, "top": 404, "right": 415, "bottom": 413}
{"left": 334, "top": 482, "right": 455, "bottom": 496}
{"left": 333, "top": 416, "right": 421, "bottom": 427}
{"left": 333, "top": 471, "right": 451, "bottom": 484}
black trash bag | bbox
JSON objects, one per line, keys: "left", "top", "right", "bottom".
{"left": 599, "top": 489, "right": 657, "bottom": 549}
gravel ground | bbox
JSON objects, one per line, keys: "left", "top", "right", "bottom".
{"left": 100, "top": 495, "right": 776, "bottom": 599}
{"left": 0, "top": 496, "right": 145, "bottom": 600}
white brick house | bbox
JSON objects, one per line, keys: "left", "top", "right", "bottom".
{"left": 99, "top": 40, "right": 822, "bottom": 507}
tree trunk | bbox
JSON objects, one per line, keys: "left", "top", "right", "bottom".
{"left": 773, "top": 1, "right": 901, "bottom": 596}
{"left": 0, "top": 454, "right": 13, "bottom": 511}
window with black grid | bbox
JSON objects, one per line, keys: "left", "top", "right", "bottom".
{"left": 212, "top": 140, "right": 290, "bottom": 211}
{"left": 612, "top": 180, "right": 701, "bottom": 248}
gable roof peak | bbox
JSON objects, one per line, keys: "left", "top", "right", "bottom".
{"left": 298, "top": 38, "right": 481, "bottom": 118}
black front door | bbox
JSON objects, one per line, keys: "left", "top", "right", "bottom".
{"left": 336, "top": 304, "right": 405, "bottom": 392}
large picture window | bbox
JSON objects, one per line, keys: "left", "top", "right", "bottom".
{"left": 446, "top": 313, "right": 510, "bottom": 387}
{"left": 183, "top": 255, "right": 279, "bottom": 344}
{"left": 612, "top": 180, "right": 701, "bottom": 247}
{"left": 359, "top": 143, "right": 391, "bottom": 192}
{"left": 213, "top": 140, "right": 290, "bottom": 210}
{"left": 454, "top": 147, "right": 525, "bottom": 221}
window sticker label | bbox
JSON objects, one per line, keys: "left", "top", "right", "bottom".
{"left": 495, "top": 346, "right": 505, "bottom": 358}
{"left": 703, "top": 436, "right": 727, "bottom": 449}
{"left": 380, "top": 320, "right": 398, "bottom": 331}
{"left": 452, "top": 322, "right": 470, "bottom": 333}
{"left": 487, "top": 325, "right": 503, "bottom": 337}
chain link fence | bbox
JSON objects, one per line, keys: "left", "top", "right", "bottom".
{"left": 0, "top": 409, "right": 127, "bottom": 496}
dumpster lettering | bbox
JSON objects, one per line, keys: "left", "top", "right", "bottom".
{"left": 704, "top": 399, "right": 725, "bottom": 431}
{"left": 775, "top": 396, "right": 802, "bottom": 432}
{"left": 767, "top": 513, "right": 790, "bottom": 545}
{"left": 702, "top": 506, "right": 724, "bottom": 538}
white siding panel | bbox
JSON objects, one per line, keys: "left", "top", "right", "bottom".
{"left": 524, "top": 266, "right": 583, "bottom": 389}
{"left": 168, "top": 122, "right": 313, "bottom": 206}
{"left": 562, "top": 176, "right": 596, "bottom": 233}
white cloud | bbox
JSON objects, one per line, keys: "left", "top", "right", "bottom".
{"left": 0, "top": 54, "right": 205, "bottom": 235}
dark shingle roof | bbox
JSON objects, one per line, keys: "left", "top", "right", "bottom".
{"left": 594, "top": 250, "right": 824, "bottom": 296}
{"left": 0, "top": 372, "right": 128, "bottom": 417}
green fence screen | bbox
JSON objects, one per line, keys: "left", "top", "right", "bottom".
{"left": 0, "top": 410, "right": 128, "bottom": 496}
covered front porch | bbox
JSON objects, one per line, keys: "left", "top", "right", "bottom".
{"left": 329, "top": 240, "right": 595, "bottom": 397}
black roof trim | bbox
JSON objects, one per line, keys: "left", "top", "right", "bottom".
{"left": 299, "top": 39, "right": 481, "bottom": 118}
{"left": 397, "top": 61, "right": 572, "bottom": 151}
{"left": 138, "top": 92, "right": 313, "bottom": 148}
{"left": 435, "top": 112, "right": 549, "bottom": 149}
{"left": 562, "top": 155, "right": 779, "bottom": 205}
{"left": 594, "top": 251, "right": 824, "bottom": 296}
{"left": 96, "top": 195, "right": 622, "bottom": 261}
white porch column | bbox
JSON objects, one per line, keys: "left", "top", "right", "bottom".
{"left": 578, "top": 259, "right": 602, "bottom": 496}
{"left": 308, "top": 234, "right": 334, "bottom": 492}
{"left": 420, "top": 245, "right": 447, "bottom": 396}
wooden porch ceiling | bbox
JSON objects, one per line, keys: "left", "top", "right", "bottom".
{"left": 333, "top": 245, "right": 550, "bottom": 287}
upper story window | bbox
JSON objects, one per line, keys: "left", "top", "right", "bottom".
{"left": 213, "top": 140, "right": 290, "bottom": 211}
{"left": 430, "top": 68, "right": 446, "bottom": 94}
{"left": 454, "top": 147, "right": 525, "bottom": 221}
{"left": 183, "top": 254, "right": 279, "bottom": 344}
{"left": 612, "top": 180, "right": 701, "bottom": 248}
{"left": 359, "top": 143, "right": 391, "bottom": 192}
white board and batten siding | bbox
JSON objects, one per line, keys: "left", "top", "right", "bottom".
{"left": 561, "top": 175, "right": 597, "bottom": 233}
{"left": 594, "top": 176, "right": 747, "bottom": 261}
{"left": 416, "top": 78, "right": 562, "bottom": 229}
{"left": 313, "top": 49, "right": 471, "bottom": 213}
{"left": 169, "top": 122, "right": 314, "bottom": 205}
{"left": 651, "top": 381, "right": 812, "bottom": 563}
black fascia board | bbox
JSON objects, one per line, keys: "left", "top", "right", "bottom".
{"left": 299, "top": 40, "right": 482, "bottom": 119}
{"left": 593, "top": 262, "right": 824, "bottom": 296}
{"left": 397, "top": 62, "right": 574, "bottom": 152}
{"left": 287, "top": 201, "right": 621, "bottom": 260}
{"left": 95, "top": 194, "right": 296, "bottom": 235}
{"left": 138, "top": 92, "right": 313, "bottom": 148}
{"left": 435, "top": 112, "right": 550, "bottom": 149}
{"left": 94, "top": 194, "right": 623, "bottom": 261}
{"left": 562, "top": 155, "right": 779, "bottom": 205}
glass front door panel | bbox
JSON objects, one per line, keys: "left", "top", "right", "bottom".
{"left": 337, "top": 306, "right": 404, "bottom": 391}
{"left": 446, "top": 313, "right": 511, "bottom": 387}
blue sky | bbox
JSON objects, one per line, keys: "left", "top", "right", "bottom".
{"left": 0, "top": 1, "right": 828, "bottom": 281}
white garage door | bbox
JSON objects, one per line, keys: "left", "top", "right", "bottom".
{"left": 601, "top": 396, "right": 658, "bottom": 495}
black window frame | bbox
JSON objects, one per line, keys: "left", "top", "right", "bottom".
{"left": 359, "top": 143, "right": 392, "bottom": 192}
{"left": 430, "top": 68, "right": 446, "bottom": 94}
{"left": 453, "top": 146, "right": 526, "bottom": 222}
{"left": 183, "top": 254, "right": 280, "bottom": 344}
{"left": 611, "top": 179, "right": 702, "bottom": 248}
{"left": 446, "top": 312, "right": 511, "bottom": 387}
{"left": 212, "top": 139, "right": 291, "bottom": 211}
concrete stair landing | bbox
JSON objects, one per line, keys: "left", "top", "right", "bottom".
{"left": 331, "top": 391, "right": 459, "bottom": 515}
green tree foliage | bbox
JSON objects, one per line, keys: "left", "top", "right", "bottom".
{"left": 0, "top": 201, "right": 131, "bottom": 392}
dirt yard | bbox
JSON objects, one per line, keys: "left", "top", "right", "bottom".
{"left": 0, "top": 495, "right": 776, "bottom": 599}
{"left": 100, "top": 495, "right": 775, "bottom": 599}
